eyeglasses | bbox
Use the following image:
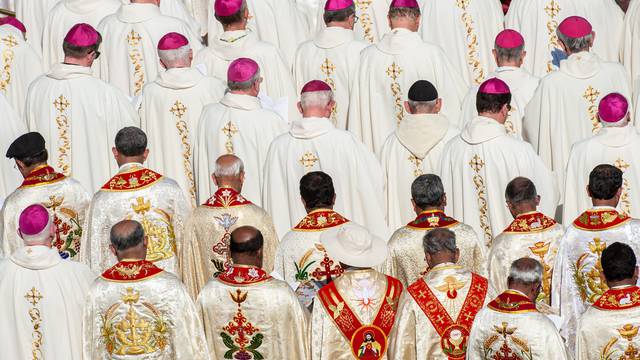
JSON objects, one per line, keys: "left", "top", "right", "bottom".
{"left": 92, "top": 50, "right": 101, "bottom": 59}
{"left": 353, "top": 15, "right": 359, "bottom": 23}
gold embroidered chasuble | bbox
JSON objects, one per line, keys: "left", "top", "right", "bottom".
{"left": 180, "top": 187, "right": 279, "bottom": 299}
{"left": 380, "top": 210, "right": 486, "bottom": 288}
{"left": 466, "top": 290, "right": 571, "bottom": 360}
{"left": 196, "top": 265, "right": 310, "bottom": 360}
{"left": 81, "top": 163, "right": 191, "bottom": 276}
{"left": 576, "top": 285, "right": 640, "bottom": 360}
{"left": 82, "top": 259, "right": 209, "bottom": 359}
{"left": 553, "top": 207, "right": 640, "bottom": 351}
{"left": 0, "top": 165, "right": 90, "bottom": 259}
{"left": 488, "top": 211, "right": 563, "bottom": 305}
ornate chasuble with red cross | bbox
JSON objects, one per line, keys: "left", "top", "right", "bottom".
{"left": 101, "top": 167, "right": 163, "bottom": 192}
{"left": 502, "top": 211, "right": 557, "bottom": 233}
{"left": 293, "top": 209, "right": 350, "bottom": 231}
{"left": 487, "top": 290, "right": 537, "bottom": 313}
{"left": 573, "top": 209, "right": 630, "bottom": 231}
{"left": 408, "top": 273, "right": 488, "bottom": 359}
{"left": 406, "top": 210, "right": 459, "bottom": 230}
{"left": 101, "top": 260, "right": 164, "bottom": 282}
{"left": 20, "top": 165, "right": 66, "bottom": 188}
{"left": 592, "top": 286, "right": 640, "bottom": 310}
{"left": 318, "top": 275, "right": 403, "bottom": 359}
{"left": 202, "top": 187, "right": 253, "bottom": 208}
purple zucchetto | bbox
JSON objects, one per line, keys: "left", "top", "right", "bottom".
{"left": 558, "top": 16, "right": 592, "bottom": 39}
{"left": 598, "top": 93, "right": 629, "bottom": 123}
{"left": 390, "top": 0, "right": 419, "bottom": 8}
{"left": 63, "top": 23, "right": 99, "bottom": 47}
{"left": 215, "top": 0, "right": 243, "bottom": 16}
{"left": 495, "top": 29, "right": 524, "bottom": 49}
{"left": 227, "top": 58, "right": 259, "bottom": 82}
{"left": 301, "top": 80, "right": 332, "bottom": 94}
{"left": 479, "top": 78, "right": 511, "bottom": 95}
{"left": 324, "top": 0, "right": 354, "bottom": 11}
{"left": 158, "top": 32, "right": 189, "bottom": 50}
{"left": 18, "top": 204, "right": 51, "bottom": 237}
{"left": 0, "top": 17, "right": 26, "bottom": 33}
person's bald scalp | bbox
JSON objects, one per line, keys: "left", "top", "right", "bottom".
{"left": 230, "top": 226, "right": 264, "bottom": 266}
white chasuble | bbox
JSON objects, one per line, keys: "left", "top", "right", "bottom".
{"left": 379, "top": 113, "right": 458, "bottom": 230}
{"left": 0, "top": 246, "right": 95, "bottom": 360}
{"left": 0, "top": 25, "right": 43, "bottom": 119}
{"left": 311, "top": 269, "right": 403, "bottom": 360}
{"left": 15, "top": 0, "right": 59, "bottom": 55}
{"left": 552, "top": 207, "right": 640, "bottom": 351}
{"left": 196, "top": 265, "right": 310, "bottom": 360}
{"left": 440, "top": 117, "right": 558, "bottom": 249}
{"left": 263, "top": 117, "right": 388, "bottom": 239}
{"left": 82, "top": 260, "right": 209, "bottom": 359}
{"left": 179, "top": 187, "right": 279, "bottom": 299}
{"left": 524, "top": 51, "right": 631, "bottom": 201}
{"left": 123, "top": 0, "right": 202, "bottom": 37}
{"left": 466, "top": 290, "right": 571, "bottom": 360}
{"left": 315, "top": 0, "right": 391, "bottom": 44}
{"left": 461, "top": 66, "right": 540, "bottom": 139}
{"left": 488, "top": 211, "right": 563, "bottom": 305}
{"left": 139, "top": 67, "right": 225, "bottom": 207}
{"left": 388, "top": 263, "right": 490, "bottom": 360}
{"left": 0, "top": 92, "right": 25, "bottom": 199}
{"left": 506, "top": 0, "right": 624, "bottom": 78}
{"left": 576, "top": 285, "right": 640, "bottom": 360}
{"left": 81, "top": 163, "right": 191, "bottom": 276}
{"left": 97, "top": 3, "right": 203, "bottom": 98}
{"left": 25, "top": 63, "right": 138, "bottom": 193}
{"left": 193, "top": 30, "right": 298, "bottom": 121}
{"left": 381, "top": 210, "right": 486, "bottom": 288}
{"left": 347, "top": 28, "right": 467, "bottom": 154}
{"left": 418, "top": 0, "right": 504, "bottom": 87}
{"left": 563, "top": 125, "right": 640, "bottom": 224}
{"left": 193, "top": 92, "right": 288, "bottom": 205}
{"left": 42, "top": 0, "right": 121, "bottom": 70}
{"left": 623, "top": 0, "right": 640, "bottom": 103}
{"left": 293, "top": 27, "right": 368, "bottom": 130}
{"left": 0, "top": 166, "right": 90, "bottom": 260}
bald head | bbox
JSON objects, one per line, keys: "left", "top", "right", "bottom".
{"left": 109, "top": 220, "right": 147, "bottom": 261}
{"left": 230, "top": 226, "right": 264, "bottom": 267}
{"left": 212, "top": 154, "right": 245, "bottom": 192}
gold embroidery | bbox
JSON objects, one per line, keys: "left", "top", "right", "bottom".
{"left": 127, "top": 30, "right": 145, "bottom": 96}
{"left": 299, "top": 152, "right": 319, "bottom": 172}
{"left": 583, "top": 86, "right": 601, "bottom": 133}
{"left": 386, "top": 62, "right": 404, "bottom": 124}
{"left": 101, "top": 288, "right": 168, "bottom": 355}
{"left": 469, "top": 155, "right": 492, "bottom": 245}
{"left": 53, "top": 95, "right": 71, "bottom": 176}
{"left": 573, "top": 238, "right": 608, "bottom": 303}
{"left": 43, "top": 195, "right": 83, "bottom": 258}
{"left": 545, "top": 0, "right": 561, "bottom": 73}
{"left": 222, "top": 121, "right": 238, "bottom": 154}
{"left": 529, "top": 242, "right": 552, "bottom": 305}
{"left": 408, "top": 154, "right": 423, "bottom": 177}
{"left": 354, "top": 0, "right": 374, "bottom": 43}
{"left": 320, "top": 58, "right": 338, "bottom": 125}
{"left": 25, "top": 287, "right": 43, "bottom": 360}
{"left": 601, "top": 324, "right": 640, "bottom": 359}
{"left": 0, "top": 35, "right": 17, "bottom": 92}
{"left": 128, "top": 197, "right": 176, "bottom": 262}
{"left": 615, "top": 158, "right": 632, "bottom": 216}
{"left": 170, "top": 100, "right": 196, "bottom": 204}
{"left": 455, "top": 0, "right": 485, "bottom": 84}
{"left": 482, "top": 322, "right": 533, "bottom": 359}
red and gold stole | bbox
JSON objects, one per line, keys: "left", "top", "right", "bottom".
{"left": 101, "top": 260, "right": 164, "bottom": 282}
{"left": 317, "top": 276, "right": 403, "bottom": 359}
{"left": 20, "top": 165, "right": 65, "bottom": 188}
{"left": 487, "top": 290, "right": 537, "bottom": 313}
{"left": 101, "top": 166, "right": 163, "bottom": 192}
{"left": 593, "top": 286, "right": 640, "bottom": 310}
{"left": 203, "top": 187, "right": 252, "bottom": 208}
{"left": 406, "top": 210, "right": 459, "bottom": 230}
{"left": 573, "top": 208, "right": 630, "bottom": 231}
{"left": 217, "top": 265, "right": 272, "bottom": 285}
{"left": 408, "top": 273, "right": 487, "bottom": 359}
{"left": 503, "top": 211, "right": 557, "bottom": 233}
{"left": 293, "top": 209, "right": 350, "bottom": 231}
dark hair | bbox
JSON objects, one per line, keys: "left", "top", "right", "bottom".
{"left": 588, "top": 164, "right": 623, "bottom": 200}
{"left": 505, "top": 177, "right": 537, "bottom": 204}
{"left": 17, "top": 149, "right": 48, "bottom": 167}
{"left": 62, "top": 33, "right": 102, "bottom": 59}
{"left": 323, "top": 5, "right": 355, "bottom": 24}
{"left": 602, "top": 242, "right": 636, "bottom": 282}
{"left": 115, "top": 127, "right": 147, "bottom": 157}
{"left": 110, "top": 220, "right": 145, "bottom": 251}
{"left": 230, "top": 228, "right": 264, "bottom": 255}
{"left": 300, "top": 171, "right": 335, "bottom": 209}
{"left": 476, "top": 92, "right": 511, "bottom": 114}
{"left": 388, "top": 6, "right": 420, "bottom": 19}
{"left": 215, "top": 3, "right": 246, "bottom": 26}
{"left": 411, "top": 174, "right": 444, "bottom": 209}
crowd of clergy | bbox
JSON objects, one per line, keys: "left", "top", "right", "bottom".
{"left": 2, "top": 0, "right": 640, "bottom": 359}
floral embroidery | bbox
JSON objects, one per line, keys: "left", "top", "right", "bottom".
{"left": 482, "top": 322, "right": 533, "bottom": 360}
{"left": 573, "top": 209, "right": 630, "bottom": 231}
{"left": 203, "top": 187, "right": 251, "bottom": 208}
{"left": 220, "top": 289, "right": 264, "bottom": 359}
{"left": 593, "top": 286, "right": 640, "bottom": 310}
{"left": 101, "top": 260, "right": 163, "bottom": 282}
{"left": 218, "top": 265, "right": 272, "bottom": 285}
{"left": 44, "top": 195, "right": 83, "bottom": 259}
{"left": 573, "top": 238, "right": 608, "bottom": 303}
{"left": 503, "top": 212, "right": 556, "bottom": 233}
{"left": 102, "top": 167, "right": 163, "bottom": 191}
{"left": 293, "top": 209, "right": 349, "bottom": 231}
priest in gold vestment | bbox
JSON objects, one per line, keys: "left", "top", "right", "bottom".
{"left": 467, "top": 258, "right": 571, "bottom": 359}
{"left": 488, "top": 177, "right": 563, "bottom": 305}
{"left": 81, "top": 128, "right": 191, "bottom": 276}
{"left": 197, "top": 226, "right": 309, "bottom": 359}
{"left": 1, "top": 132, "right": 90, "bottom": 260}
{"left": 553, "top": 164, "right": 640, "bottom": 351}
{"left": 388, "top": 228, "right": 489, "bottom": 359}
{"left": 274, "top": 171, "right": 349, "bottom": 308}
{"left": 381, "top": 174, "right": 486, "bottom": 288}
{"left": 181, "top": 155, "right": 279, "bottom": 299}
{"left": 576, "top": 242, "right": 640, "bottom": 360}
{"left": 311, "top": 222, "right": 402, "bottom": 359}
{"left": 82, "top": 220, "right": 209, "bottom": 359}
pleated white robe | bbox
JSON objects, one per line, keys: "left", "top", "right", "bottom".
{"left": 0, "top": 93, "right": 25, "bottom": 200}
{"left": 15, "top": 0, "right": 62, "bottom": 55}
{"left": 314, "top": 0, "right": 391, "bottom": 44}
{"left": 347, "top": 27, "right": 467, "bottom": 154}
{"left": 123, "top": 0, "right": 202, "bottom": 37}
{"left": 623, "top": 0, "right": 640, "bottom": 104}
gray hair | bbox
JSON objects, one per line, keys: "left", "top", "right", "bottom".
{"left": 556, "top": 31, "right": 593, "bottom": 54}
{"left": 601, "top": 115, "right": 629, "bottom": 128}
{"left": 214, "top": 155, "right": 244, "bottom": 177}
{"left": 508, "top": 258, "right": 543, "bottom": 285}
{"left": 300, "top": 90, "right": 334, "bottom": 109}
{"left": 227, "top": 69, "right": 261, "bottom": 91}
{"left": 158, "top": 45, "right": 191, "bottom": 68}
{"left": 422, "top": 228, "right": 457, "bottom": 255}
{"left": 411, "top": 174, "right": 445, "bottom": 210}
{"left": 494, "top": 44, "right": 524, "bottom": 63}
{"left": 407, "top": 99, "right": 437, "bottom": 114}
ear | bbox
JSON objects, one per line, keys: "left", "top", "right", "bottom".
{"left": 411, "top": 199, "right": 419, "bottom": 214}
{"left": 109, "top": 244, "right": 117, "bottom": 257}
{"left": 297, "top": 101, "right": 304, "bottom": 115}
{"left": 239, "top": 170, "right": 245, "bottom": 183}
{"left": 188, "top": 49, "right": 193, "bottom": 62}
{"left": 142, "top": 148, "right": 150, "bottom": 162}
{"left": 441, "top": 193, "right": 447, "bottom": 208}
{"left": 434, "top": 98, "right": 443, "bottom": 113}
{"left": 387, "top": 14, "right": 392, "bottom": 28}
{"left": 403, "top": 100, "right": 411, "bottom": 113}
{"left": 535, "top": 195, "right": 541, "bottom": 206}
{"left": 492, "top": 48, "right": 498, "bottom": 64}
{"left": 331, "top": 193, "right": 336, "bottom": 205}
{"left": 590, "top": 31, "right": 596, "bottom": 47}
{"left": 112, "top": 146, "right": 118, "bottom": 158}
{"left": 586, "top": 184, "right": 592, "bottom": 197}
{"left": 520, "top": 50, "right": 527, "bottom": 64}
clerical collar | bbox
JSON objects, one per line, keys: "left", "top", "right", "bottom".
{"left": 429, "top": 262, "right": 462, "bottom": 273}
{"left": 10, "top": 245, "right": 61, "bottom": 270}
{"left": 495, "top": 66, "right": 520, "bottom": 73}
{"left": 293, "top": 209, "right": 349, "bottom": 231}
{"left": 487, "top": 289, "right": 537, "bottom": 313}
{"left": 203, "top": 187, "right": 251, "bottom": 208}
{"left": 407, "top": 210, "right": 458, "bottom": 230}
{"left": 20, "top": 165, "right": 65, "bottom": 188}
{"left": 101, "top": 259, "right": 164, "bottom": 282}
{"left": 290, "top": 117, "right": 334, "bottom": 139}
{"left": 217, "top": 264, "right": 272, "bottom": 285}
{"left": 574, "top": 207, "right": 630, "bottom": 231}
{"left": 592, "top": 285, "right": 640, "bottom": 311}
{"left": 503, "top": 211, "right": 557, "bottom": 233}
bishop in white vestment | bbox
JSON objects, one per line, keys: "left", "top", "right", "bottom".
{"left": 524, "top": 17, "right": 632, "bottom": 197}
{"left": 0, "top": 92, "right": 25, "bottom": 199}
{"left": 97, "top": 1, "right": 202, "bottom": 97}
{"left": 1, "top": 132, "right": 90, "bottom": 259}
{"left": 347, "top": 0, "right": 467, "bottom": 153}
{"left": 440, "top": 78, "right": 558, "bottom": 249}
{"left": 314, "top": 0, "right": 391, "bottom": 44}
{"left": 139, "top": 32, "right": 225, "bottom": 207}
{"left": 293, "top": 0, "right": 368, "bottom": 129}
{"left": 81, "top": 128, "right": 191, "bottom": 276}
{"left": 0, "top": 205, "right": 95, "bottom": 360}
{"left": 14, "top": 0, "right": 59, "bottom": 54}
{"left": 379, "top": 80, "right": 458, "bottom": 229}
{"left": 263, "top": 80, "right": 388, "bottom": 239}
{"left": 123, "top": 0, "right": 202, "bottom": 37}
{"left": 25, "top": 24, "right": 138, "bottom": 193}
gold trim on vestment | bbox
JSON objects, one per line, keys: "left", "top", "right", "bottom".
{"left": 53, "top": 94, "right": 71, "bottom": 176}
{"left": 170, "top": 100, "right": 196, "bottom": 204}
{"left": 455, "top": 0, "right": 485, "bottom": 84}
{"left": 469, "top": 154, "right": 492, "bottom": 245}
{"left": 0, "top": 34, "right": 16, "bottom": 92}
{"left": 127, "top": 30, "right": 145, "bottom": 96}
